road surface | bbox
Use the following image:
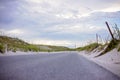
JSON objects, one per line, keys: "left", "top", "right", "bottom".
{"left": 0, "top": 52, "right": 120, "bottom": 80}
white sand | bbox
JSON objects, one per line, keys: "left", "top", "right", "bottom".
{"left": 0, "top": 51, "right": 72, "bottom": 56}
{"left": 0, "top": 51, "right": 49, "bottom": 56}
{"left": 79, "top": 49, "right": 120, "bottom": 77}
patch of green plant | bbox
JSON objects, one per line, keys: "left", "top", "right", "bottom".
{"left": 118, "top": 48, "right": 120, "bottom": 51}
{"left": 0, "top": 36, "right": 71, "bottom": 53}
{"left": 96, "top": 39, "right": 120, "bottom": 57}
{"left": 12, "top": 48, "right": 17, "bottom": 52}
{"left": 26, "top": 45, "right": 40, "bottom": 52}
{"left": 0, "top": 43, "right": 5, "bottom": 53}
{"left": 116, "top": 41, "right": 120, "bottom": 52}
{"left": 76, "top": 43, "right": 100, "bottom": 52}
{"left": 47, "top": 45, "right": 71, "bottom": 51}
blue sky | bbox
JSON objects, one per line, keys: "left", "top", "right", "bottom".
{"left": 0, "top": 0, "right": 120, "bottom": 47}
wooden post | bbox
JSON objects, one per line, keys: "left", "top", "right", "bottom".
{"left": 96, "top": 34, "right": 98, "bottom": 44}
{"left": 115, "top": 24, "right": 120, "bottom": 39}
{"left": 5, "top": 44, "right": 7, "bottom": 53}
{"left": 105, "top": 21, "right": 114, "bottom": 40}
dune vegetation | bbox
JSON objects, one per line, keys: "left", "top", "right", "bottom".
{"left": 0, "top": 36, "right": 71, "bottom": 53}
{"left": 76, "top": 22, "right": 120, "bottom": 56}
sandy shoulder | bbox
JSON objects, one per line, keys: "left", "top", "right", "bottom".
{"left": 78, "top": 49, "right": 120, "bottom": 77}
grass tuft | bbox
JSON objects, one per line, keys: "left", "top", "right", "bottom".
{"left": 76, "top": 43, "right": 100, "bottom": 52}
{"left": 0, "top": 35, "right": 71, "bottom": 53}
{"left": 95, "top": 39, "right": 120, "bottom": 57}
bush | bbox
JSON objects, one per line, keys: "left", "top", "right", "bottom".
{"left": 27, "top": 45, "right": 40, "bottom": 52}
{"left": 12, "top": 48, "right": 17, "bottom": 52}
{"left": 96, "top": 39, "right": 120, "bottom": 57}
{"left": 76, "top": 43, "right": 100, "bottom": 51}
{"left": 0, "top": 43, "right": 5, "bottom": 53}
{"left": 103, "top": 40, "right": 119, "bottom": 53}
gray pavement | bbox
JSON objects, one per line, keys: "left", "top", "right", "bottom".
{"left": 0, "top": 52, "right": 120, "bottom": 80}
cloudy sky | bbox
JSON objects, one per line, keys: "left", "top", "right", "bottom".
{"left": 0, "top": 0, "right": 120, "bottom": 47}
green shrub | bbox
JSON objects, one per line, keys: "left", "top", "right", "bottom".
{"left": 103, "top": 40, "right": 119, "bottom": 53}
{"left": 26, "top": 45, "right": 40, "bottom": 52}
{"left": 12, "top": 48, "right": 17, "bottom": 52}
{"left": 96, "top": 39, "right": 120, "bottom": 57}
{"left": 0, "top": 43, "right": 5, "bottom": 53}
{"left": 76, "top": 43, "right": 100, "bottom": 51}
{"left": 117, "top": 47, "right": 120, "bottom": 52}
{"left": 0, "top": 36, "right": 71, "bottom": 52}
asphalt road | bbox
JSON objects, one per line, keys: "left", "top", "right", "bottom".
{"left": 0, "top": 52, "right": 120, "bottom": 80}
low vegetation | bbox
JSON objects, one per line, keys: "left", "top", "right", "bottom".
{"left": 76, "top": 22, "right": 120, "bottom": 57}
{"left": 0, "top": 36, "right": 71, "bottom": 53}
{"left": 96, "top": 40, "right": 120, "bottom": 57}
{"left": 95, "top": 22, "right": 120, "bottom": 56}
{"left": 46, "top": 45, "right": 71, "bottom": 52}
{"left": 104, "top": 40, "right": 120, "bottom": 52}
{"left": 75, "top": 39, "right": 120, "bottom": 57}
{"left": 0, "top": 43, "right": 5, "bottom": 53}
{"left": 76, "top": 43, "right": 101, "bottom": 52}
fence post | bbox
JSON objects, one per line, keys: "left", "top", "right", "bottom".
{"left": 96, "top": 34, "right": 98, "bottom": 44}
{"left": 105, "top": 21, "right": 115, "bottom": 40}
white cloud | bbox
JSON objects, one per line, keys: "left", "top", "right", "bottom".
{"left": 56, "top": 13, "right": 75, "bottom": 19}
{"left": 44, "top": 24, "right": 106, "bottom": 34}
{"left": 16, "top": 0, "right": 119, "bottom": 22}
{"left": 22, "top": 0, "right": 120, "bottom": 20}
{"left": 100, "top": 6, "right": 120, "bottom": 12}
{"left": 56, "top": 12, "right": 91, "bottom": 19}
{"left": 7, "top": 29, "right": 24, "bottom": 34}
{"left": 1, "top": 0, "right": 120, "bottom": 47}
{"left": 28, "top": 39, "right": 73, "bottom": 47}
{"left": 26, "top": 0, "right": 44, "bottom": 3}
{"left": 27, "top": 38, "right": 91, "bottom": 48}
{"left": 0, "top": 29, "right": 25, "bottom": 37}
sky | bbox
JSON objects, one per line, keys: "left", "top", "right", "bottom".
{"left": 0, "top": 0, "right": 120, "bottom": 48}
